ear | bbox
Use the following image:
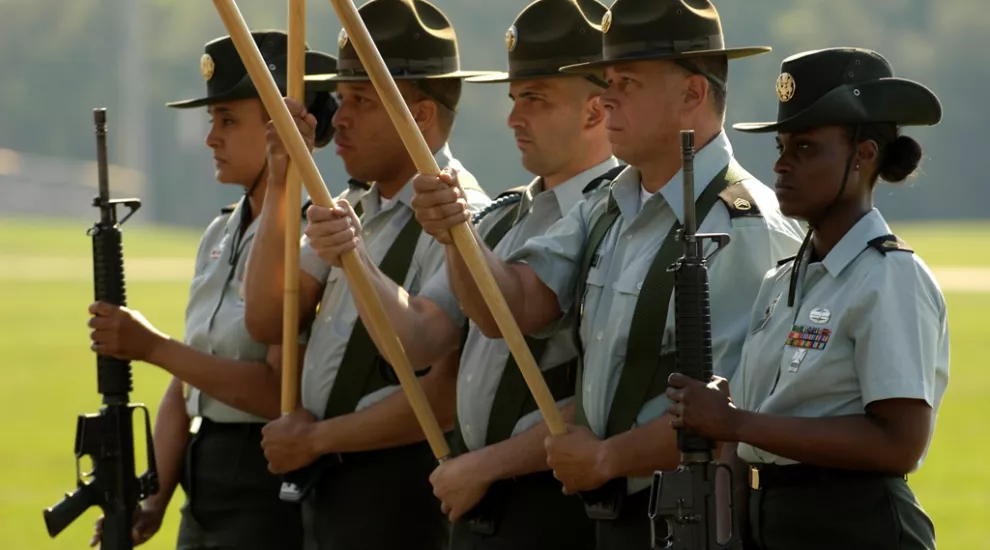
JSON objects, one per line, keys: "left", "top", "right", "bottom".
{"left": 683, "top": 73, "right": 708, "bottom": 113}
{"left": 410, "top": 97, "right": 438, "bottom": 133}
{"left": 857, "top": 139, "right": 880, "bottom": 170}
{"left": 584, "top": 93, "right": 606, "bottom": 129}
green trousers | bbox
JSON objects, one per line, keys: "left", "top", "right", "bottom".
{"left": 749, "top": 471, "right": 935, "bottom": 550}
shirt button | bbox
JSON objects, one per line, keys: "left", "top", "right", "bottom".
{"left": 626, "top": 234, "right": 633, "bottom": 240}
{"left": 585, "top": 383, "right": 592, "bottom": 392}
{"left": 596, "top": 332, "right": 603, "bottom": 340}
{"left": 637, "top": 281, "right": 643, "bottom": 290}
{"left": 466, "top": 374, "right": 473, "bottom": 383}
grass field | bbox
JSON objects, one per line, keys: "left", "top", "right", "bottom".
{"left": 1, "top": 215, "right": 988, "bottom": 549}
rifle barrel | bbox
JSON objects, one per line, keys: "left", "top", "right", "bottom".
{"left": 680, "top": 130, "right": 696, "bottom": 239}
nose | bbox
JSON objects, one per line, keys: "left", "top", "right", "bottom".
{"left": 205, "top": 124, "right": 221, "bottom": 150}
{"left": 506, "top": 101, "right": 525, "bottom": 131}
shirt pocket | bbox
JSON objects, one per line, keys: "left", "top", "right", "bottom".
{"left": 578, "top": 266, "right": 609, "bottom": 348}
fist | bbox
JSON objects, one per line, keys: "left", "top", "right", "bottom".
{"left": 266, "top": 97, "right": 317, "bottom": 189}
{"left": 88, "top": 302, "right": 167, "bottom": 363}
{"left": 410, "top": 168, "right": 471, "bottom": 245}
{"left": 304, "top": 201, "right": 363, "bottom": 268}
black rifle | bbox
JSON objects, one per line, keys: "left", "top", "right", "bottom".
{"left": 42, "top": 108, "right": 159, "bottom": 549}
{"left": 647, "top": 130, "right": 738, "bottom": 550}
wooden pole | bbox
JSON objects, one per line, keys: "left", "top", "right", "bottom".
{"left": 212, "top": 0, "right": 451, "bottom": 459}
{"left": 327, "top": 0, "right": 565, "bottom": 435}
{"left": 280, "top": 0, "right": 305, "bottom": 416}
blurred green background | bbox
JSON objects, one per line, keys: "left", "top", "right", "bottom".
{"left": 1, "top": 0, "right": 987, "bottom": 548}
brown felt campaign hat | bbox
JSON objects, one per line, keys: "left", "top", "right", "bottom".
{"left": 305, "top": 0, "right": 499, "bottom": 86}
{"left": 733, "top": 47, "right": 942, "bottom": 134}
{"left": 465, "top": 0, "right": 609, "bottom": 84}
{"left": 560, "top": 0, "right": 770, "bottom": 74}
{"left": 166, "top": 30, "right": 338, "bottom": 109}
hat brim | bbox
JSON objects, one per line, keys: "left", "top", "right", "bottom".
{"left": 167, "top": 51, "right": 338, "bottom": 109}
{"left": 560, "top": 46, "right": 772, "bottom": 74}
{"left": 305, "top": 70, "right": 502, "bottom": 88}
{"left": 464, "top": 71, "right": 596, "bottom": 84}
{"left": 733, "top": 78, "right": 942, "bottom": 134}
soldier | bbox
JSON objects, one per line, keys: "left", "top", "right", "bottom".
{"left": 667, "top": 47, "right": 947, "bottom": 550}
{"left": 86, "top": 31, "right": 337, "bottom": 549}
{"left": 241, "top": 0, "right": 492, "bottom": 548}
{"left": 295, "top": 0, "right": 619, "bottom": 547}
{"left": 409, "top": 0, "right": 807, "bottom": 546}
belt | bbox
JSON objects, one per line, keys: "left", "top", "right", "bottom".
{"left": 189, "top": 416, "right": 264, "bottom": 435}
{"left": 748, "top": 463, "right": 907, "bottom": 491}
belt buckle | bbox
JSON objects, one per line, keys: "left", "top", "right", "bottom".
{"left": 189, "top": 415, "right": 203, "bottom": 435}
{"left": 749, "top": 466, "right": 761, "bottom": 490}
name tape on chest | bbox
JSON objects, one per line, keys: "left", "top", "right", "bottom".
{"left": 785, "top": 324, "right": 831, "bottom": 350}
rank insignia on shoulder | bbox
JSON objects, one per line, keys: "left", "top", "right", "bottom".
{"left": 867, "top": 234, "right": 913, "bottom": 254}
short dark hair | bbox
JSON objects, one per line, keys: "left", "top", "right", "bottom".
{"left": 408, "top": 79, "right": 462, "bottom": 136}
{"left": 845, "top": 123, "right": 923, "bottom": 185}
{"left": 692, "top": 55, "right": 728, "bottom": 118}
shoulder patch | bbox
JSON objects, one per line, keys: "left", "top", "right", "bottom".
{"left": 867, "top": 234, "right": 914, "bottom": 255}
{"left": 776, "top": 255, "right": 796, "bottom": 266}
{"left": 472, "top": 191, "right": 522, "bottom": 225}
{"left": 582, "top": 164, "right": 627, "bottom": 195}
{"left": 220, "top": 202, "right": 238, "bottom": 215}
{"left": 717, "top": 183, "right": 763, "bottom": 219}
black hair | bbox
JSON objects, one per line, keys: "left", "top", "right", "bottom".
{"left": 847, "top": 123, "right": 923, "bottom": 185}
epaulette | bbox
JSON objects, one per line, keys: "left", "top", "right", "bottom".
{"left": 582, "top": 165, "right": 627, "bottom": 195}
{"left": 717, "top": 182, "right": 763, "bottom": 219}
{"left": 777, "top": 255, "right": 796, "bottom": 266}
{"left": 867, "top": 234, "right": 914, "bottom": 255}
{"left": 472, "top": 186, "right": 525, "bottom": 225}
{"left": 220, "top": 202, "right": 238, "bottom": 215}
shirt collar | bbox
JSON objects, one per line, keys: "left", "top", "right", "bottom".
{"left": 608, "top": 129, "right": 733, "bottom": 223}
{"left": 363, "top": 142, "right": 460, "bottom": 214}
{"left": 533, "top": 156, "right": 621, "bottom": 217}
{"left": 657, "top": 129, "right": 733, "bottom": 224}
{"left": 817, "top": 208, "right": 893, "bottom": 277}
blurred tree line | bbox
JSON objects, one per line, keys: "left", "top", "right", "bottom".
{"left": 0, "top": 0, "right": 983, "bottom": 229}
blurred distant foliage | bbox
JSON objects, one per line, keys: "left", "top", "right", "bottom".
{"left": 0, "top": 0, "right": 984, "bottom": 227}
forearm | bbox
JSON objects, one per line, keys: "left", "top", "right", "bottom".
{"left": 353, "top": 246, "right": 460, "bottom": 370}
{"left": 147, "top": 338, "right": 281, "bottom": 420}
{"left": 311, "top": 350, "right": 459, "bottom": 454}
{"left": 733, "top": 410, "right": 918, "bottom": 473}
{"left": 244, "top": 183, "right": 290, "bottom": 344}
{"left": 145, "top": 378, "right": 190, "bottom": 510}
{"left": 474, "top": 405, "right": 572, "bottom": 482}
{"left": 445, "top": 228, "right": 556, "bottom": 338}
{"left": 601, "top": 413, "right": 684, "bottom": 479}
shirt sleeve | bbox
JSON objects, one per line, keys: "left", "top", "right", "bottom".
{"left": 506, "top": 197, "right": 593, "bottom": 313}
{"left": 851, "top": 256, "right": 947, "bottom": 407}
{"left": 299, "top": 233, "right": 331, "bottom": 284}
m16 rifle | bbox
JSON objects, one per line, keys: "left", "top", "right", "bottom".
{"left": 647, "top": 130, "right": 739, "bottom": 550}
{"left": 42, "top": 108, "right": 159, "bottom": 550}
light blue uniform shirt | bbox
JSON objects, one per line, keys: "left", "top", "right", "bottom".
{"left": 733, "top": 208, "right": 950, "bottom": 472}
{"left": 420, "top": 157, "right": 621, "bottom": 451}
{"left": 298, "top": 144, "right": 491, "bottom": 419}
{"left": 510, "top": 130, "right": 806, "bottom": 492}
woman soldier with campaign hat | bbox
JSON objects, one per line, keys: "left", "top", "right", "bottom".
{"left": 87, "top": 31, "right": 337, "bottom": 549}
{"left": 666, "top": 47, "right": 948, "bottom": 550}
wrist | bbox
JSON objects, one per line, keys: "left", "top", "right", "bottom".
{"left": 308, "top": 417, "right": 334, "bottom": 456}
{"left": 145, "top": 335, "right": 174, "bottom": 367}
{"left": 730, "top": 408, "right": 755, "bottom": 443}
{"left": 596, "top": 436, "right": 620, "bottom": 481}
{"left": 469, "top": 446, "right": 502, "bottom": 484}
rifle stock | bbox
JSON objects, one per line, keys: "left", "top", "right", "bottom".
{"left": 42, "top": 108, "right": 159, "bottom": 549}
{"left": 647, "top": 130, "right": 738, "bottom": 550}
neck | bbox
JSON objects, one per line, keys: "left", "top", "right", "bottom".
{"left": 543, "top": 145, "right": 613, "bottom": 190}
{"left": 809, "top": 199, "right": 873, "bottom": 260}
{"left": 244, "top": 167, "right": 268, "bottom": 222}
{"left": 639, "top": 123, "right": 720, "bottom": 193}
{"left": 377, "top": 134, "right": 445, "bottom": 199}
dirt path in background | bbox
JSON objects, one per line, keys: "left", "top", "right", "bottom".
{"left": 1, "top": 255, "right": 989, "bottom": 292}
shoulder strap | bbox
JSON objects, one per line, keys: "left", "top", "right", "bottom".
{"left": 323, "top": 214, "right": 424, "bottom": 420}
{"left": 867, "top": 234, "right": 914, "bottom": 255}
{"left": 583, "top": 165, "right": 627, "bottom": 195}
{"left": 572, "top": 193, "right": 621, "bottom": 429}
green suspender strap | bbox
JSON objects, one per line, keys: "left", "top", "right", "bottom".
{"left": 322, "top": 215, "right": 423, "bottom": 420}
{"left": 572, "top": 160, "right": 761, "bottom": 436}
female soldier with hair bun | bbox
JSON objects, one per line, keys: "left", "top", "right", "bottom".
{"left": 666, "top": 47, "right": 948, "bottom": 550}
{"left": 85, "top": 31, "right": 339, "bottom": 549}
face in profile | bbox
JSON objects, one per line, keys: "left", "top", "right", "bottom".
{"left": 506, "top": 77, "right": 599, "bottom": 177}
{"left": 204, "top": 99, "right": 269, "bottom": 185}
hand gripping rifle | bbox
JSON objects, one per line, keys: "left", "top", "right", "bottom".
{"left": 42, "top": 108, "right": 159, "bottom": 549}
{"left": 647, "top": 130, "right": 739, "bottom": 550}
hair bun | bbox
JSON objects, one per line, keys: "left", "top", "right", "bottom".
{"left": 879, "top": 135, "right": 922, "bottom": 184}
